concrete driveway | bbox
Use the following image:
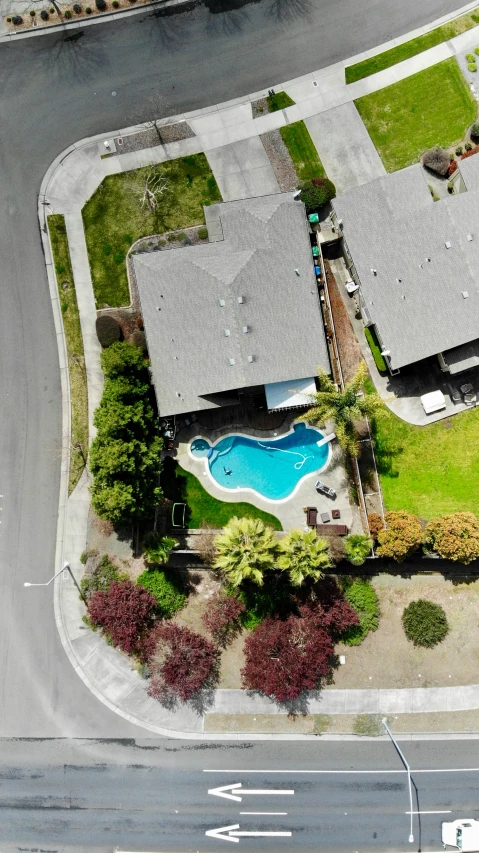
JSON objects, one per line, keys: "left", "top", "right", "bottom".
{"left": 206, "top": 138, "right": 280, "bottom": 201}
{"left": 306, "top": 103, "right": 386, "bottom": 193}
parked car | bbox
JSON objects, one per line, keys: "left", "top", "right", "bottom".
{"left": 442, "top": 819, "right": 479, "bottom": 851}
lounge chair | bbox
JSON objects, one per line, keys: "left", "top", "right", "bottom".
{"left": 465, "top": 392, "right": 477, "bottom": 407}
{"left": 461, "top": 382, "right": 473, "bottom": 395}
{"left": 450, "top": 388, "right": 462, "bottom": 405}
{"left": 315, "top": 480, "right": 337, "bottom": 499}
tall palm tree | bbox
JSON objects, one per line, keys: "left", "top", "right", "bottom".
{"left": 277, "top": 528, "right": 332, "bottom": 586}
{"left": 301, "top": 361, "right": 383, "bottom": 457}
{"left": 213, "top": 516, "right": 277, "bottom": 587}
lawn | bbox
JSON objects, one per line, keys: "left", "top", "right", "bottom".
{"left": 82, "top": 154, "right": 221, "bottom": 307}
{"left": 280, "top": 121, "right": 326, "bottom": 181}
{"left": 346, "top": 8, "right": 479, "bottom": 83}
{"left": 48, "top": 214, "right": 88, "bottom": 494}
{"left": 355, "top": 58, "right": 477, "bottom": 172}
{"left": 267, "top": 91, "right": 295, "bottom": 112}
{"left": 369, "top": 391, "right": 479, "bottom": 518}
{"left": 161, "top": 457, "right": 282, "bottom": 530}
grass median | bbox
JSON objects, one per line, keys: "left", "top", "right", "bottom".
{"left": 82, "top": 154, "right": 221, "bottom": 308}
{"left": 280, "top": 120, "right": 326, "bottom": 180}
{"left": 48, "top": 214, "right": 88, "bottom": 495}
{"left": 346, "top": 8, "right": 479, "bottom": 83}
{"left": 355, "top": 58, "right": 477, "bottom": 172}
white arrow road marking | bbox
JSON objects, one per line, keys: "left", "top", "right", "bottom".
{"left": 205, "top": 824, "right": 292, "bottom": 843}
{"left": 208, "top": 782, "right": 294, "bottom": 802}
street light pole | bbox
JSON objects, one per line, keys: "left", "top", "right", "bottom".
{"left": 382, "top": 718, "right": 415, "bottom": 843}
{"left": 24, "top": 562, "right": 87, "bottom": 606}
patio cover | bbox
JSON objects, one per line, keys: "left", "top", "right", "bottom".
{"left": 265, "top": 377, "right": 316, "bottom": 411}
{"left": 420, "top": 390, "right": 446, "bottom": 415}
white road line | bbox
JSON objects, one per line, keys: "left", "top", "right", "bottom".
{"left": 203, "top": 768, "right": 479, "bottom": 774}
{"left": 406, "top": 811, "right": 452, "bottom": 814}
{"left": 230, "top": 831, "right": 292, "bottom": 838}
{"left": 240, "top": 812, "right": 288, "bottom": 815}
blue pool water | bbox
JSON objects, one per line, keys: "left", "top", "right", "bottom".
{"left": 190, "top": 422, "right": 329, "bottom": 501}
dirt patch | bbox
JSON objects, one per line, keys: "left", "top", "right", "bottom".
{"left": 326, "top": 260, "right": 363, "bottom": 384}
{"left": 260, "top": 131, "right": 298, "bottom": 191}
{"left": 115, "top": 123, "right": 195, "bottom": 155}
{"left": 333, "top": 575, "right": 479, "bottom": 689}
{"left": 252, "top": 97, "right": 269, "bottom": 119}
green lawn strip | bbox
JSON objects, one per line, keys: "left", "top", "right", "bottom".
{"left": 355, "top": 58, "right": 477, "bottom": 172}
{"left": 364, "top": 327, "right": 387, "bottom": 372}
{"left": 82, "top": 154, "right": 222, "bottom": 308}
{"left": 161, "top": 457, "right": 282, "bottom": 530}
{"left": 346, "top": 9, "right": 479, "bottom": 83}
{"left": 366, "top": 381, "right": 479, "bottom": 518}
{"left": 47, "top": 214, "right": 88, "bottom": 494}
{"left": 279, "top": 121, "right": 325, "bottom": 181}
{"left": 267, "top": 91, "right": 296, "bottom": 112}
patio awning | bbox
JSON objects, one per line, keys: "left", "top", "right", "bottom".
{"left": 264, "top": 377, "right": 316, "bottom": 411}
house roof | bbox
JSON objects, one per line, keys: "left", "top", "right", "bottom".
{"left": 133, "top": 193, "right": 329, "bottom": 416}
{"left": 333, "top": 161, "right": 479, "bottom": 371}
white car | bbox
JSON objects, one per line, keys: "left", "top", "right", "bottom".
{"left": 442, "top": 819, "right": 479, "bottom": 851}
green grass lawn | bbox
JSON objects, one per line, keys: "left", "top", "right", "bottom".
{"left": 280, "top": 121, "right": 326, "bottom": 181}
{"left": 82, "top": 154, "right": 221, "bottom": 307}
{"left": 355, "top": 59, "right": 477, "bottom": 172}
{"left": 48, "top": 214, "right": 88, "bottom": 494}
{"left": 267, "top": 91, "right": 296, "bottom": 112}
{"left": 161, "top": 457, "right": 282, "bottom": 530}
{"left": 370, "top": 395, "right": 479, "bottom": 519}
{"left": 346, "top": 8, "right": 479, "bottom": 83}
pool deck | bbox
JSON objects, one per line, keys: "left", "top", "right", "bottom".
{"left": 175, "top": 418, "right": 358, "bottom": 533}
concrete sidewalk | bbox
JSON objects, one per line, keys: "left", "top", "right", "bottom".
{"left": 40, "top": 0, "right": 479, "bottom": 738}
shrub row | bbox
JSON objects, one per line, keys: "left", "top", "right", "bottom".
{"left": 372, "top": 510, "right": 479, "bottom": 564}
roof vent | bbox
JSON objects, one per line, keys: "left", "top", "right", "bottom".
{"left": 243, "top": 326, "right": 249, "bottom": 334}
{"left": 219, "top": 299, "right": 226, "bottom": 307}
{"left": 401, "top": 295, "right": 406, "bottom": 300}
{"left": 426, "top": 257, "right": 431, "bottom": 262}
{"left": 229, "top": 358, "right": 236, "bottom": 366}
{"left": 371, "top": 268, "right": 377, "bottom": 276}
{"left": 237, "top": 296, "right": 244, "bottom": 304}
{"left": 176, "top": 391, "right": 181, "bottom": 398}
{"left": 419, "top": 263, "right": 423, "bottom": 269}
{"left": 247, "top": 355, "right": 254, "bottom": 363}
{"left": 224, "top": 329, "right": 231, "bottom": 337}
{"left": 467, "top": 233, "right": 474, "bottom": 241}
{"left": 396, "top": 278, "right": 402, "bottom": 283}
{"left": 462, "top": 291, "right": 469, "bottom": 298}
{"left": 445, "top": 241, "right": 452, "bottom": 249}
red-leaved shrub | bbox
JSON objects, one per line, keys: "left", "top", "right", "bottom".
{"left": 448, "top": 160, "right": 458, "bottom": 176}
{"left": 461, "top": 146, "right": 479, "bottom": 160}
{"left": 202, "top": 593, "right": 246, "bottom": 645}
{"left": 148, "top": 623, "right": 219, "bottom": 702}
{"left": 88, "top": 580, "right": 156, "bottom": 653}
{"left": 309, "top": 578, "right": 359, "bottom": 637}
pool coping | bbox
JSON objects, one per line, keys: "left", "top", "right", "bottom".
{"left": 186, "top": 421, "right": 332, "bottom": 505}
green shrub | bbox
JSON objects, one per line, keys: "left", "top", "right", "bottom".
{"left": 86, "top": 6, "right": 91, "bottom": 11}
{"left": 468, "top": 62, "right": 477, "bottom": 72}
{"left": 233, "top": 579, "right": 292, "bottom": 630}
{"left": 475, "top": 47, "right": 479, "bottom": 56}
{"left": 112, "top": 1, "right": 119, "bottom": 6}
{"left": 456, "top": 146, "right": 463, "bottom": 155}
{"left": 96, "top": 314, "right": 121, "bottom": 348}
{"left": 40, "top": 9, "right": 49, "bottom": 18}
{"left": 342, "top": 579, "right": 379, "bottom": 646}
{"left": 402, "top": 599, "right": 449, "bottom": 647}
{"left": 12, "top": 15, "right": 23, "bottom": 22}
{"left": 30, "top": 10, "right": 36, "bottom": 15}
{"left": 64, "top": 9, "right": 72, "bottom": 17}
{"left": 114, "top": 252, "right": 125, "bottom": 264}
{"left": 344, "top": 534, "right": 373, "bottom": 566}
{"left": 299, "top": 178, "right": 336, "bottom": 212}
{"left": 81, "top": 554, "right": 123, "bottom": 598}
{"left": 6, "top": 16, "right": 11, "bottom": 21}
{"left": 364, "top": 326, "right": 387, "bottom": 372}
{"left": 197, "top": 226, "right": 208, "bottom": 240}
{"left": 466, "top": 141, "right": 473, "bottom": 151}
{"left": 466, "top": 53, "right": 475, "bottom": 62}
{"left": 132, "top": 328, "right": 147, "bottom": 353}
{"left": 144, "top": 533, "right": 178, "bottom": 565}
{"left": 137, "top": 569, "right": 186, "bottom": 618}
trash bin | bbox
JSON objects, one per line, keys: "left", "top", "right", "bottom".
{"left": 312, "top": 246, "right": 319, "bottom": 257}
{"left": 308, "top": 213, "right": 319, "bottom": 223}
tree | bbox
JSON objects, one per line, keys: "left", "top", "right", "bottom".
{"left": 125, "top": 168, "right": 168, "bottom": 212}
{"left": 376, "top": 511, "right": 422, "bottom": 562}
{"left": 136, "top": 91, "right": 167, "bottom": 144}
{"left": 344, "top": 534, "right": 373, "bottom": 566}
{"left": 367, "top": 512, "right": 384, "bottom": 541}
{"left": 423, "top": 146, "right": 450, "bottom": 176}
{"left": 202, "top": 593, "right": 246, "bottom": 645}
{"left": 424, "top": 512, "right": 479, "bottom": 564}
{"left": 276, "top": 528, "right": 332, "bottom": 586}
{"left": 88, "top": 580, "right": 156, "bottom": 654}
{"left": 148, "top": 623, "right": 219, "bottom": 703}
{"left": 299, "top": 177, "right": 336, "bottom": 213}
{"left": 143, "top": 533, "right": 178, "bottom": 565}
{"left": 213, "top": 516, "right": 277, "bottom": 587}
{"left": 301, "top": 361, "right": 383, "bottom": 457}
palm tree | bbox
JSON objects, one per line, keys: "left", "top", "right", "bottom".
{"left": 277, "top": 528, "right": 332, "bottom": 586}
{"left": 145, "top": 534, "right": 178, "bottom": 565}
{"left": 300, "top": 361, "right": 383, "bottom": 457}
{"left": 213, "top": 516, "right": 277, "bottom": 587}
{"left": 343, "top": 534, "right": 373, "bottom": 566}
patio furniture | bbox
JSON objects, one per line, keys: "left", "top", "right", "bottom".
{"left": 320, "top": 512, "right": 330, "bottom": 523}
{"left": 461, "top": 382, "right": 473, "bottom": 395}
{"left": 171, "top": 503, "right": 186, "bottom": 529}
{"left": 450, "top": 388, "right": 462, "bottom": 405}
{"left": 315, "top": 480, "right": 337, "bottom": 499}
{"left": 305, "top": 507, "right": 318, "bottom": 527}
{"left": 420, "top": 390, "right": 446, "bottom": 415}
{"left": 345, "top": 279, "right": 359, "bottom": 295}
{"left": 332, "top": 509, "right": 341, "bottom": 520}
{"left": 316, "top": 523, "right": 349, "bottom": 536}
{"left": 465, "top": 391, "right": 477, "bottom": 406}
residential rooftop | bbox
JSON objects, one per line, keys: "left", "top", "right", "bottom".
{"left": 133, "top": 193, "right": 329, "bottom": 416}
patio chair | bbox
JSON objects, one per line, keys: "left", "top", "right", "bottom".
{"left": 465, "top": 391, "right": 477, "bottom": 407}
{"left": 450, "top": 388, "right": 462, "bottom": 405}
{"left": 461, "top": 382, "right": 473, "bottom": 395}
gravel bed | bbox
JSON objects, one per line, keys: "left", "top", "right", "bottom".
{"left": 260, "top": 130, "right": 298, "bottom": 191}
{"left": 251, "top": 97, "right": 269, "bottom": 119}
{"left": 115, "top": 121, "right": 195, "bottom": 154}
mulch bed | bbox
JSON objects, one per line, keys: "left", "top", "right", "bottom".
{"left": 260, "top": 131, "right": 298, "bottom": 191}
{"left": 251, "top": 97, "right": 269, "bottom": 119}
{"left": 115, "top": 122, "right": 195, "bottom": 154}
{"left": 325, "top": 260, "right": 363, "bottom": 384}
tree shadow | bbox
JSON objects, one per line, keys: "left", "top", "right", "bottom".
{"left": 368, "top": 417, "right": 404, "bottom": 478}
{"left": 34, "top": 28, "right": 109, "bottom": 84}
{"left": 160, "top": 456, "right": 192, "bottom": 527}
{"left": 205, "top": 3, "right": 251, "bottom": 36}
{"left": 148, "top": 2, "right": 197, "bottom": 51}
{"left": 266, "top": 0, "right": 314, "bottom": 24}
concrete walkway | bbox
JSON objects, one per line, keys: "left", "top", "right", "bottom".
{"left": 40, "top": 1, "right": 479, "bottom": 738}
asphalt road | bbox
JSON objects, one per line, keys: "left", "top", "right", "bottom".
{"left": 0, "top": 738, "right": 478, "bottom": 852}
{"left": 0, "top": 0, "right": 468, "bottom": 737}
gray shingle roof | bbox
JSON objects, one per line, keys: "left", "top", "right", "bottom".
{"left": 133, "top": 193, "right": 329, "bottom": 416}
{"left": 333, "top": 162, "right": 479, "bottom": 371}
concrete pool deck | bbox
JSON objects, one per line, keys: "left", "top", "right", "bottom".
{"left": 175, "top": 419, "right": 358, "bottom": 532}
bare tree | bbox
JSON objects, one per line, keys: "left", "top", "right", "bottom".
{"left": 125, "top": 170, "right": 168, "bottom": 213}
{"left": 136, "top": 91, "right": 168, "bottom": 144}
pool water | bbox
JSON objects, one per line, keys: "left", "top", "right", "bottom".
{"left": 190, "top": 422, "right": 330, "bottom": 501}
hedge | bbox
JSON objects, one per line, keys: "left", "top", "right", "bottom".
{"left": 364, "top": 326, "right": 387, "bottom": 372}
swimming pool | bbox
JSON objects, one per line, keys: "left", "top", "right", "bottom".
{"left": 189, "top": 422, "right": 330, "bottom": 502}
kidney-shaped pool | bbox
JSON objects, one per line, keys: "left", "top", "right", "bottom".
{"left": 189, "top": 422, "right": 331, "bottom": 502}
